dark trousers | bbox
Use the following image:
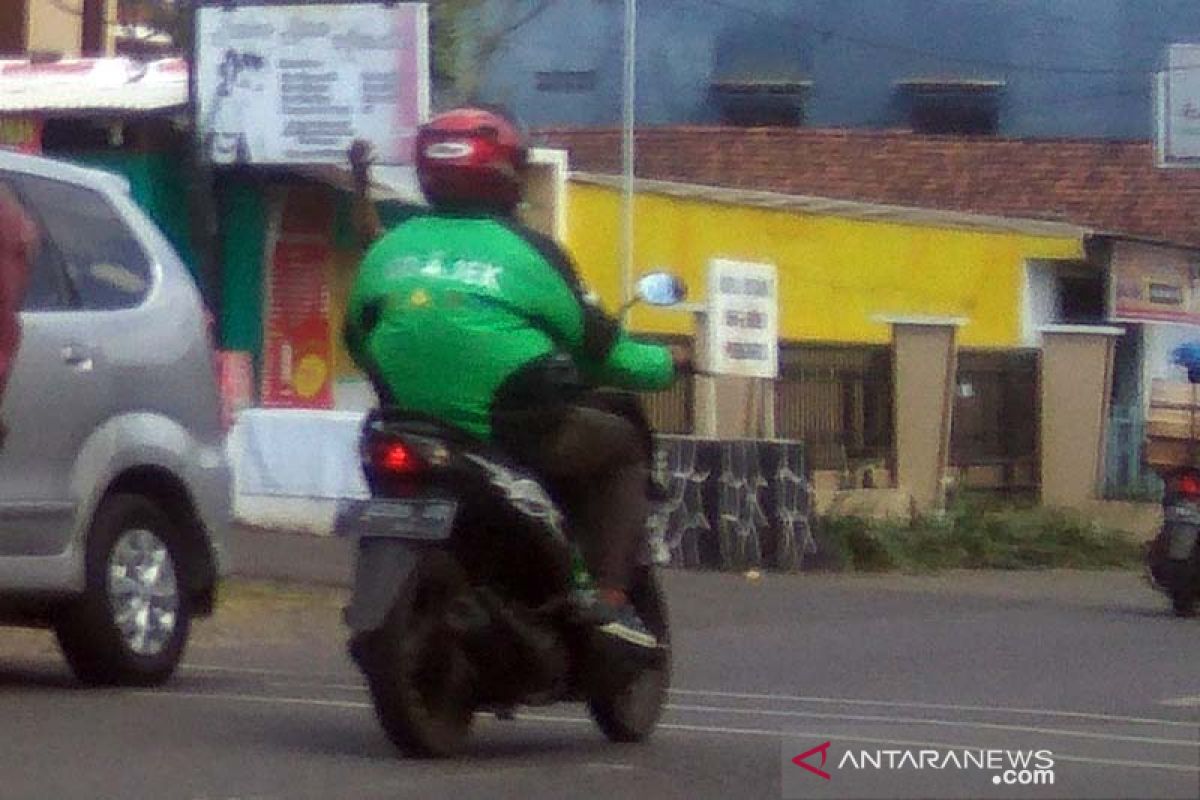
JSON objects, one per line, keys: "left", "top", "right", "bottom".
{"left": 493, "top": 405, "right": 649, "bottom": 592}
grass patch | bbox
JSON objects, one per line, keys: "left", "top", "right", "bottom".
{"left": 811, "top": 500, "right": 1144, "bottom": 573}
{"left": 215, "top": 579, "right": 347, "bottom": 615}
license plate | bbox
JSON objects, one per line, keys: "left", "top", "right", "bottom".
{"left": 335, "top": 498, "right": 458, "bottom": 540}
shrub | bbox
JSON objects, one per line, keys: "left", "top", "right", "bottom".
{"left": 810, "top": 503, "right": 1143, "bottom": 573}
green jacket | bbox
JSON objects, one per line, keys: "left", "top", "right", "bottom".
{"left": 345, "top": 212, "right": 675, "bottom": 438}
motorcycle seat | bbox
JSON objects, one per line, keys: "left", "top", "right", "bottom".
{"left": 364, "top": 406, "right": 536, "bottom": 477}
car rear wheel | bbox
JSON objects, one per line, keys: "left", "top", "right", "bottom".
{"left": 54, "top": 493, "right": 191, "bottom": 686}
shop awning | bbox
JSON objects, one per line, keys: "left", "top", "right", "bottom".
{"left": 0, "top": 58, "right": 188, "bottom": 114}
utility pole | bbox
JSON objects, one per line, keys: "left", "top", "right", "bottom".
{"left": 621, "top": 0, "right": 637, "bottom": 308}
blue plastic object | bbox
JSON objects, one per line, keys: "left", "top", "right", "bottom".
{"left": 1172, "top": 343, "right": 1200, "bottom": 384}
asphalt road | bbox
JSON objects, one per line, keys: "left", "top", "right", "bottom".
{"left": 1, "top": 541, "right": 1198, "bottom": 800}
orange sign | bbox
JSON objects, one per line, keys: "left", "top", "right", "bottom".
{"left": 261, "top": 187, "right": 335, "bottom": 408}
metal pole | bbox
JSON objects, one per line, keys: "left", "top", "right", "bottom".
{"left": 621, "top": 0, "right": 637, "bottom": 307}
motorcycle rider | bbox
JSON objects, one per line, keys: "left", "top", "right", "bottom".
{"left": 345, "top": 108, "right": 687, "bottom": 650}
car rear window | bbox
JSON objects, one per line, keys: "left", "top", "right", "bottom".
{"left": 10, "top": 172, "right": 153, "bottom": 311}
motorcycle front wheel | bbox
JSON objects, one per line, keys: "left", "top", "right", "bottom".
{"left": 587, "top": 565, "right": 672, "bottom": 742}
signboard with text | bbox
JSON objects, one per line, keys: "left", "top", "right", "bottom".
{"left": 706, "top": 259, "right": 779, "bottom": 379}
{"left": 195, "top": 2, "right": 429, "bottom": 166}
{"left": 1110, "top": 239, "right": 1200, "bottom": 325}
{"left": 1158, "top": 44, "right": 1200, "bottom": 166}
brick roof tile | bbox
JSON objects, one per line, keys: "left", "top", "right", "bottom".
{"left": 535, "top": 126, "right": 1200, "bottom": 245}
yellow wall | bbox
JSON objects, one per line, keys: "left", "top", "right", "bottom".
{"left": 27, "top": 0, "right": 117, "bottom": 55}
{"left": 565, "top": 183, "right": 1084, "bottom": 348}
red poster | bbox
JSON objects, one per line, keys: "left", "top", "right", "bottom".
{"left": 261, "top": 187, "right": 335, "bottom": 408}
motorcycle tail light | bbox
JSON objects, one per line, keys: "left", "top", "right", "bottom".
{"left": 1173, "top": 471, "right": 1200, "bottom": 498}
{"left": 366, "top": 438, "right": 425, "bottom": 475}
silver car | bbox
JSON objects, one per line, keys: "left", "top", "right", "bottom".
{"left": 0, "top": 150, "right": 230, "bottom": 685}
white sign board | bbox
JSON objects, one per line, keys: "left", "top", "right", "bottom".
{"left": 706, "top": 259, "right": 779, "bottom": 379}
{"left": 1158, "top": 44, "right": 1200, "bottom": 166}
{"left": 195, "top": 2, "right": 429, "bottom": 166}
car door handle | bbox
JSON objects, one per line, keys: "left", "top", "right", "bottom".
{"left": 61, "top": 344, "right": 95, "bottom": 372}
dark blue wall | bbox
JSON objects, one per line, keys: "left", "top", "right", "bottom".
{"left": 476, "top": 0, "right": 1200, "bottom": 138}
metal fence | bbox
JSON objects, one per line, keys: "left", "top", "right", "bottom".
{"left": 774, "top": 344, "right": 893, "bottom": 471}
{"left": 640, "top": 378, "right": 694, "bottom": 435}
{"left": 949, "top": 349, "right": 1040, "bottom": 489}
{"left": 1105, "top": 405, "right": 1163, "bottom": 501}
{"left": 640, "top": 341, "right": 1043, "bottom": 489}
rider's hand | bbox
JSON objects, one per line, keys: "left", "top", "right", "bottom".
{"left": 349, "top": 139, "right": 374, "bottom": 188}
{"left": 669, "top": 344, "right": 694, "bottom": 374}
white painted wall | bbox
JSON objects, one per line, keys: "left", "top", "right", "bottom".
{"left": 1023, "top": 259, "right": 1061, "bottom": 345}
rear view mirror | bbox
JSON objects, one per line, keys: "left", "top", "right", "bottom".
{"left": 636, "top": 273, "right": 687, "bottom": 307}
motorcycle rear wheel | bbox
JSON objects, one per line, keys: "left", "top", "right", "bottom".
{"left": 355, "top": 551, "right": 476, "bottom": 757}
{"left": 587, "top": 566, "right": 672, "bottom": 743}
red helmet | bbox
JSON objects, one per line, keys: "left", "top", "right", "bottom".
{"left": 414, "top": 107, "right": 529, "bottom": 213}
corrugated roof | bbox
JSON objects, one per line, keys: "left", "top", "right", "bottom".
{"left": 572, "top": 171, "right": 1090, "bottom": 239}
{"left": 0, "top": 58, "right": 187, "bottom": 113}
{"left": 535, "top": 127, "right": 1200, "bottom": 247}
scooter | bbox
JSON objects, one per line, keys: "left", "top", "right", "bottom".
{"left": 334, "top": 273, "right": 688, "bottom": 756}
{"left": 1147, "top": 467, "right": 1200, "bottom": 616}
{"left": 1147, "top": 346, "right": 1200, "bottom": 617}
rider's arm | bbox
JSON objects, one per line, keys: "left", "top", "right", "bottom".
{"left": 349, "top": 140, "right": 382, "bottom": 250}
{"left": 510, "top": 226, "right": 675, "bottom": 391}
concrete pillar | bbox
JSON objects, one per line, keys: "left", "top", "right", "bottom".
{"left": 1040, "top": 325, "right": 1124, "bottom": 508}
{"left": 888, "top": 317, "right": 965, "bottom": 513}
{"left": 694, "top": 374, "right": 775, "bottom": 438}
{"left": 692, "top": 308, "right": 776, "bottom": 439}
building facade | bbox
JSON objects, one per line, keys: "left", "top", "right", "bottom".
{"left": 538, "top": 126, "right": 1200, "bottom": 492}
{"left": 477, "top": 0, "right": 1200, "bottom": 138}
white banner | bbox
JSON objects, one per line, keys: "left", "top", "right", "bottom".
{"left": 706, "top": 259, "right": 779, "bottom": 379}
{"left": 1159, "top": 44, "right": 1200, "bottom": 166}
{"left": 195, "top": 2, "right": 429, "bottom": 166}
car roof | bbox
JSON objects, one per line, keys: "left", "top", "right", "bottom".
{"left": 0, "top": 148, "right": 131, "bottom": 196}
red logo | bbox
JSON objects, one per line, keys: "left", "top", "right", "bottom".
{"left": 792, "top": 741, "right": 833, "bottom": 780}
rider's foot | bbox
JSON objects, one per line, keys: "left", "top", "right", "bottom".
{"left": 588, "top": 588, "right": 659, "bottom": 650}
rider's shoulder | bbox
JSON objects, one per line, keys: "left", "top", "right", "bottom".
{"left": 491, "top": 217, "right": 571, "bottom": 265}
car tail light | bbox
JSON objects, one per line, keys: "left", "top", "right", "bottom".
{"left": 1172, "top": 471, "right": 1200, "bottom": 499}
{"left": 367, "top": 438, "right": 425, "bottom": 475}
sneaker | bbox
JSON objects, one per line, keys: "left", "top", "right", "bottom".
{"left": 591, "top": 600, "right": 659, "bottom": 650}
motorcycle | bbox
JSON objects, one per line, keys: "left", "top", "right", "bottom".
{"left": 335, "top": 273, "right": 688, "bottom": 756}
{"left": 1147, "top": 345, "right": 1200, "bottom": 617}
{"left": 1147, "top": 467, "right": 1200, "bottom": 616}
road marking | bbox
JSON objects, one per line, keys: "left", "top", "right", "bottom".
{"left": 186, "top": 664, "right": 324, "bottom": 678}
{"left": 511, "top": 712, "right": 1200, "bottom": 775}
{"left": 667, "top": 703, "right": 1200, "bottom": 747}
{"left": 670, "top": 688, "right": 1200, "bottom": 728}
{"left": 185, "top": 664, "right": 1200, "bottom": 730}
{"left": 1160, "top": 696, "right": 1200, "bottom": 708}
{"left": 138, "top": 688, "right": 1200, "bottom": 774}
{"left": 137, "top": 689, "right": 373, "bottom": 711}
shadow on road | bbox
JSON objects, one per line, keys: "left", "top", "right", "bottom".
{"left": 261, "top": 710, "right": 608, "bottom": 763}
{"left": 0, "top": 661, "right": 79, "bottom": 691}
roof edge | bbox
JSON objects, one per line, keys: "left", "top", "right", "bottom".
{"left": 571, "top": 171, "right": 1092, "bottom": 239}
{"left": 534, "top": 126, "right": 1156, "bottom": 147}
